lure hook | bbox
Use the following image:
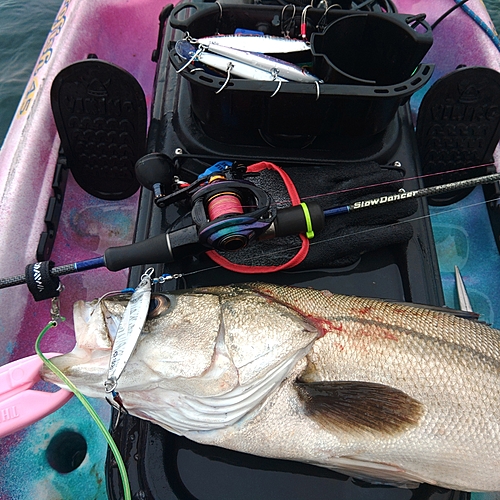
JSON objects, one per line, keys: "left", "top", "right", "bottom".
{"left": 316, "top": 4, "right": 343, "bottom": 31}
{"left": 176, "top": 45, "right": 205, "bottom": 74}
{"left": 270, "top": 77, "right": 283, "bottom": 98}
{"left": 216, "top": 62, "right": 234, "bottom": 94}
{"left": 301, "top": 5, "right": 313, "bottom": 40}
{"left": 214, "top": 0, "right": 223, "bottom": 34}
{"left": 50, "top": 292, "right": 64, "bottom": 325}
{"left": 281, "top": 4, "right": 296, "bottom": 38}
{"left": 314, "top": 80, "right": 321, "bottom": 100}
{"left": 141, "top": 267, "right": 155, "bottom": 281}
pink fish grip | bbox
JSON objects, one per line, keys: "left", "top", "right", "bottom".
{"left": 0, "top": 353, "right": 73, "bottom": 438}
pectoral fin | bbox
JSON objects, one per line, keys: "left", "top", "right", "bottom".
{"left": 296, "top": 381, "right": 424, "bottom": 436}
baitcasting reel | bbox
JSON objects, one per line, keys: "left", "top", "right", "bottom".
{"left": 191, "top": 173, "right": 276, "bottom": 251}
{"left": 103, "top": 154, "right": 324, "bottom": 271}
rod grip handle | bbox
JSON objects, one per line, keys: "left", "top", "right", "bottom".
{"left": 273, "top": 202, "right": 325, "bottom": 238}
{"left": 104, "top": 234, "right": 172, "bottom": 272}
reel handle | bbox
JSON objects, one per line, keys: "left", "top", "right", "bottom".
{"left": 135, "top": 153, "right": 175, "bottom": 208}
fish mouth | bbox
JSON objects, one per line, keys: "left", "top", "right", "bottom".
{"left": 40, "top": 353, "right": 77, "bottom": 388}
{"left": 40, "top": 349, "right": 110, "bottom": 397}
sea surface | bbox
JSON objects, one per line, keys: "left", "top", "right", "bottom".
{"left": 0, "top": 0, "right": 499, "bottom": 144}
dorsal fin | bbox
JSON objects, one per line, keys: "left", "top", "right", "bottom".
{"left": 296, "top": 381, "right": 424, "bottom": 436}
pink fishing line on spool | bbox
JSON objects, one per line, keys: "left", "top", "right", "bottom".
{"left": 207, "top": 192, "right": 244, "bottom": 220}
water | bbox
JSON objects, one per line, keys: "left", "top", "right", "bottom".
{"left": 0, "top": 0, "right": 499, "bottom": 145}
{"left": 0, "top": 0, "right": 62, "bottom": 143}
{"left": 488, "top": 0, "right": 500, "bottom": 29}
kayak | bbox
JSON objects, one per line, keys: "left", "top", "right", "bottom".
{"left": 0, "top": 0, "right": 499, "bottom": 499}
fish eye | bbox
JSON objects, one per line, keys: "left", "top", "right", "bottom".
{"left": 147, "top": 294, "right": 171, "bottom": 319}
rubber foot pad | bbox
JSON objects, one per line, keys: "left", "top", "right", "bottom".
{"left": 416, "top": 66, "right": 500, "bottom": 206}
{"left": 51, "top": 58, "right": 146, "bottom": 200}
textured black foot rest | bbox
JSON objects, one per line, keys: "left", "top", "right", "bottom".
{"left": 416, "top": 66, "right": 500, "bottom": 206}
{"left": 51, "top": 58, "right": 146, "bottom": 200}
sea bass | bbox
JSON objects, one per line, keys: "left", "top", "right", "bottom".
{"left": 41, "top": 283, "right": 500, "bottom": 492}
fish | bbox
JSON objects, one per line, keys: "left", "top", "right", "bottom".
{"left": 41, "top": 283, "right": 500, "bottom": 492}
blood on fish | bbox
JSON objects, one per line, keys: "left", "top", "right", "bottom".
{"left": 355, "top": 326, "right": 399, "bottom": 342}
{"left": 331, "top": 341, "right": 345, "bottom": 351}
{"left": 305, "top": 316, "right": 343, "bottom": 338}
{"left": 358, "top": 328, "right": 372, "bottom": 337}
{"left": 382, "top": 329, "right": 399, "bottom": 341}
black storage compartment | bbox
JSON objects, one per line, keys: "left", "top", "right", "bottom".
{"left": 171, "top": 54, "right": 432, "bottom": 140}
{"left": 169, "top": 3, "right": 433, "bottom": 142}
{"left": 311, "top": 12, "right": 432, "bottom": 85}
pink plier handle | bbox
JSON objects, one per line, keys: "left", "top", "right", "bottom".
{"left": 0, "top": 353, "right": 73, "bottom": 438}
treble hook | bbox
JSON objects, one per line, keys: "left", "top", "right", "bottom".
{"left": 301, "top": 5, "right": 313, "bottom": 40}
{"left": 216, "top": 62, "right": 234, "bottom": 94}
{"left": 176, "top": 45, "right": 205, "bottom": 74}
{"left": 316, "top": 4, "right": 342, "bottom": 31}
{"left": 314, "top": 80, "right": 321, "bottom": 101}
{"left": 270, "top": 69, "right": 283, "bottom": 98}
{"left": 214, "top": 0, "right": 223, "bottom": 34}
{"left": 281, "top": 4, "right": 296, "bottom": 38}
{"left": 50, "top": 289, "right": 64, "bottom": 325}
{"left": 106, "top": 390, "right": 129, "bottom": 430}
{"left": 270, "top": 81, "right": 283, "bottom": 98}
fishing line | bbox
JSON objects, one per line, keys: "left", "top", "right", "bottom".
{"left": 312, "top": 195, "right": 500, "bottom": 249}
{"left": 172, "top": 196, "right": 498, "bottom": 282}
{"left": 205, "top": 161, "right": 495, "bottom": 211}
{"left": 178, "top": 158, "right": 494, "bottom": 208}
{"left": 312, "top": 194, "right": 499, "bottom": 253}
{"left": 292, "top": 162, "right": 495, "bottom": 207}
{"left": 35, "top": 322, "right": 132, "bottom": 500}
{"left": 226, "top": 161, "right": 496, "bottom": 214}
{"left": 319, "top": 194, "right": 500, "bottom": 253}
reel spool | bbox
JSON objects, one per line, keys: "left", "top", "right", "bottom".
{"left": 191, "top": 175, "right": 277, "bottom": 252}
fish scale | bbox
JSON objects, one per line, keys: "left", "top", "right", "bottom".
{"left": 42, "top": 283, "right": 500, "bottom": 492}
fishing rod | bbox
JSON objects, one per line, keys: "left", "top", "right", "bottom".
{"left": 295, "top": 161, "right": 495, "bottom": 206}
{"left": 323, "top": 171, "right": 500, "bottom": 216}
{"left": 2, "top": 169, "right": 500, "bottom": 297}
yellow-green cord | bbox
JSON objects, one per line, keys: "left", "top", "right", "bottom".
{"left": 299, "top": 202, "right": 315, "bottom": 239}
{"left": 35, "top": 321, "right": 131, "bottom": 500}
